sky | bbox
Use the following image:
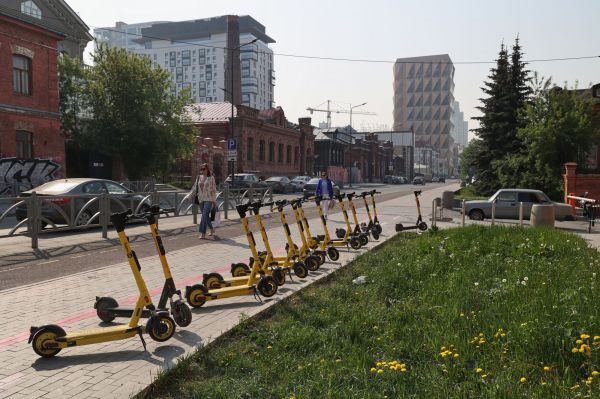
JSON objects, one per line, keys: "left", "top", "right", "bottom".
{"left": 67, "top": 0, "right": 600, "bottom": 140}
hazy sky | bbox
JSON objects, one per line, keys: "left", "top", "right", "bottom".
{"left": 68, "top": 0, "right": 600, "bottom": 139}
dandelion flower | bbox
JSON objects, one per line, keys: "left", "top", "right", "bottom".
{"left": 370, "top": 367, "right": 376, "bottom": 373}
{"left": 476, "top": 368, "right": 483, "bottom": 373}
{"left": 593, "top": 371, "right": 599, "bottom": 376}
{"left": 581, "top": 334, "right": 591, "bottom": 340}
{"left": 576, "top": 339, "right": 584, "bottom": 345}
{"left": 482, "top": 374, "right": 488, "bottom": 379}
{"left": 454, "top": 353, "right": 459, "bottom": 358}
{"left": 572, "top": 347, "right": 579, "bottom": 353}
{"left": 267, "top": 345, "right": 273, "bottom": 349}
{"left": 571, "top": 384, "right": 580, "bottom": 390}
{"left": 401, "top": 368, "right": 407, "bottom": 372}
{"left": 520, "top": 377, "right": 527, "bottom": 383}
{"left": 543, "top": 366, "right": 551, "bottom": 372}
{"left": 377, "top": 369, "right": 383, "bottom": 374}
{"left": 335, "top": 359, "right": 342, "bottom": 363}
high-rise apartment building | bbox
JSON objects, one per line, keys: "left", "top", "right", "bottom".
{"left": 94, "top": 15, "right": 276, "bottom": 110}
{"left": 452, "top": 101, "right": 469, "bottom": 149}
{"left": 393, "top": 54, "right": 455, "bottom": 175}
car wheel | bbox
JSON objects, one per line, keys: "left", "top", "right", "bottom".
{"left": 76, "top": 210, "right": 93, "bottom": 226}
{"left": 469, "top": 209, "right": 485, "bottom": 221}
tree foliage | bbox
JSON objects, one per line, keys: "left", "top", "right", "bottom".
{"left": 58, "top": 54, "right": 86, "bottom": 138}
{"left": 495, "top": 79, "right": 599, "bottom": 200}
{"left": 470, "top": 39, "right": 531, "bottom": 195}
{"left": 61, "top": 46, "right": 198, "bottom": 179}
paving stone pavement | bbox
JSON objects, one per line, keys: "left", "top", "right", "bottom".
{"left": 0, "top": 185, "right": 461, "bottom": 398}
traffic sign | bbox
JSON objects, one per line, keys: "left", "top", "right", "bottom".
{"left": 228, "top": 149, "right": 237, "bottom": 157}
{"left": 228, "top": 155, "right": 236, "bottom": 162}
{"left": 227, "top": 139, "right": 237, "bottom": 150}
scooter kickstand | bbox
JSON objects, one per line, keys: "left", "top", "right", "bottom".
{"left": 138, "top": 328, "right": 147, "bottom": 351}
{"left": 252, "top": 287, "right": 263, "bottom": 303}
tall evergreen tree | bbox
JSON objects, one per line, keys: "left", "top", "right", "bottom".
{"left": 505, "top": 37, "right": 532, "bottom": 153}
{"left": 472, "top": 43, "right": 511, "bottom": 195}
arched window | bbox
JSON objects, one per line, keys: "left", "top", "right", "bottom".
{"left": 286, "top": 145, "right": 292, "bottom": 164}
{"left": 269, "top": 142, "right": 275, "bottom": 162}
{"left": 278, "top": 143, "right": 283, "bottom": 163}
{"left": 16, "top": 131, "right": 33, "bottom": 159}
{"left": 21, "top": 1, "right": 42, "bottom": 19}
{"left": 13, "top": 55, "right": 31, "bottom": 95}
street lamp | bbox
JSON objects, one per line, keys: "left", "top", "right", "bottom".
{"left": 349, "top": 102, "right": 367, "bottom": 129}
{"left": 227, "top": 38, "right": 258, "bottom": 186}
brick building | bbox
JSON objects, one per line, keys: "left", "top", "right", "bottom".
{"left": 0, "top": 1, "right": 91, "bottom": 193}
{"left": 186, "top": 102, "right": 315, "bottom": 182}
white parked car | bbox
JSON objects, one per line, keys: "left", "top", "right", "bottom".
{"left": 290, "top": 176, "right": 312, "bottom": 191}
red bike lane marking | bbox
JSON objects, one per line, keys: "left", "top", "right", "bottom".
{"left": 0, "top": 246, "right": 287, "bottom": 349}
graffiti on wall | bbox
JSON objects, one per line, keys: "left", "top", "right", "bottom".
{"left": 0, "top": 158, "right": 60, "bottom": 195}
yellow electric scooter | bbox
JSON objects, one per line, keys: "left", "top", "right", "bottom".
{"left": 287, "top": 198, "right": 323, "bottom": 270}
{"left": 334, "top": 193, "right": 368, "bottom": 247}
{"left": 359, "top": 190, "right": 383, "bottom": 240}
{"left": 396, "top": 190, "right": 428, "bottom": 232}
{"left": 29, "top": 210, "right": 177, "bottom": 358}
{"left": 303, "top": 195, "right": 341, "bottom": 261}
{"left": 327, "top": 193, "right": 362, "bottom": 250}
{"left": 202, "top": 200, "right": 308, "bottom": 289}
{"left": 185, "top": 202, "right": 279, "bottom": 308}
{"left": 94, "top": 206, "right": 192, "bottom": 327}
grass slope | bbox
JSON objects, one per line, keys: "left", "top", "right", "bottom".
{"left": 147, "top": 226, "right": 600, "bottom": 399}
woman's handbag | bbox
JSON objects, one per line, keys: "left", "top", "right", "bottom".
{"left": 210, "top": 205, "right": 217, "bottom": 221}
{"left": 328, "top": 199, "right": 336, "bottom": 210}
{"left": 192, "top": 177, "right": 200, "bottom": 205}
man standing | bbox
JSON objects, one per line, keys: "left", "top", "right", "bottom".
{"left": 316, "top": 170, "right": 334, "bottom": 220}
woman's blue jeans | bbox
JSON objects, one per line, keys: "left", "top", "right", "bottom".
{"left": 199, "top": 201, "right": 213, "bottom": 234}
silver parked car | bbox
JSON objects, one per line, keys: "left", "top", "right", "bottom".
{"left": 465, "top": 189, "right": 573, "bottom": 221}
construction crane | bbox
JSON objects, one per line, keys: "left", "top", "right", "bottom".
{"left": 306, "top": 100, "right": 376, "bottom": 129}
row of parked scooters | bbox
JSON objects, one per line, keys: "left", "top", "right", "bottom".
{"left": 28, "top": 190, "right": 382, "bottom": 358}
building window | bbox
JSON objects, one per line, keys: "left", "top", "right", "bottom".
{"left": 269, "top": 142, "right": 275, "bottom": 162}
{"left": 169, "top": 52, "right": 176, "bottom": 67}
{"left": 278, "top": 143, "right": 283, "bottom": 163}
{"left": 247, "top": 137, "right": 254, "bottom": 161}
{"left": 16, "top": 131, "right": 33, "bottom": 159}
{"left": 176, "top": 67, "right": 183, "bottom": 83}
{"left": 258, "top": 140, "right": 265, "bottom": 161}
{"left": 21, "top": 1, "right": 42, "bottom": 19}
{"left": 294, "top": 146, "right": 299, "bottom": 164}
{"left": 13, "top": 55, "right": 31, "bottom": 95}
{"left": 286, "top": 145, "right": 292, "bottom": 164}
{"left": 182, "top": 50, "right": 191, "bottom": 66}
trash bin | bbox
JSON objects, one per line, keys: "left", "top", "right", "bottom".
{"left": 530, "top": 204, "right": 555, "bottom": 227}
{"left": 442, "top": 191, "right": 454, "bottom": 209}
{"left": 434, "top": 197, "right": 442, "bottom": 207}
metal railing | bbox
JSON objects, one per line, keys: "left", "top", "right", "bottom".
{"left": 0, "top": 186, "right": 272, "bottom": 249}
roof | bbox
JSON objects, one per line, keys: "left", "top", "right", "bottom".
{"left": 136, "top": 15, "right": 275, "bottom": 44}
{"left": 184, "top": 102, "right": 236, "bottom": 123}
{"left": 313, "top": 128, "right": 355, "bottom": 145}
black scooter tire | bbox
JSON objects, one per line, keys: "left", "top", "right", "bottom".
{"left": 231, "top": 263, "right": 250, "bottom": 277}
{"left": 304, "top": 256, "right": 320, "bottom": 272}
{"left": 172, "top": 300, "right": 193, "bottom": 327}
{"left": 359, "top": 234, "right": 369, "bottom": 246}
{"left": 372, "top": 230, "right": 380, "bottom": 240}
{"left": 203, "top": 272, "right": 225, "bottom": 289}
{"left": 418, "top": 222, "right": 428, "bottom": 231}
{"left": 257, "top": 276, "right": 278, "bottom": 297}
{"left": 95, "top": 296, "right": 118, "bottom": 323}
{"left": 374, "top": 224, "right": 383, "bottom": 235}
{"left": 272, "top": 267, "right": 286, "bottom": 286}
{"left": 327, "top": 246, "right": 340, "bottom": 261}
{"left": 31, "top": 325, "right": 65, "bottom": 358}
{"left": 185, "top": 284, "right": 208, "bottom": 308}
{"left": 314, "top": 250, "right": 326, "bottom": 265}
{"left": 147, "top": 315, "right": 176, "bottom": 342}
{"left": 350, "top": 237, "right": 361, "bottom": 250}
{"left": 293, "top": 261, "right": 309, "bottom": 278}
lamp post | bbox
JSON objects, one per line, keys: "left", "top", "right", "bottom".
{"left": 227, "top": 38, "right": 258, "bottom": 186}
{"left": 349, "top": 102, "right": 367, "bottom": 129}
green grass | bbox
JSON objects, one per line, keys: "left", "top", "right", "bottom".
{"left": 146, "top": 226, "right": 600, "bottom": 398}
{"left": 454, "top": 185, "right": 487, "bottom": 200}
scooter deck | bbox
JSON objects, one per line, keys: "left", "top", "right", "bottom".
{"left": 203, "top": 284, "right": 256, "bottom": 299}
{"left": 58, "top": 325, "right": 141, "bottom": 346}
{"left": 102, "top": 306, "right": 157, "bottom": 319}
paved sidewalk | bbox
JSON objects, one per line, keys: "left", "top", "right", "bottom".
{"left": 0, "top": 185, "right": 455, "bottom": 399}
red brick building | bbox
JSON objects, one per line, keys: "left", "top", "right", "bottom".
{"left": 186, "top": 102, "right": 315, "bottom": 182}
{"left": 0, "top": 1, "right": 91, "bottom": 193}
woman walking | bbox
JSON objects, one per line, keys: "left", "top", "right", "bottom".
{"left": 316, "top": 170, "right": 334, "bottom": 220}
{"left": 194, "top": 163, "right": 217, "bottom": 239}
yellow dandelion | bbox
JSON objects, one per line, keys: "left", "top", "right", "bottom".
{"left": 441, "top": 346, "right": 446, "bottom": 351}
{"left": 541, "top": 382, "right": 547, "bottom": 386}
{"left": 520, "top": 377, "right": 527, "bottom": 383}
{"left": 581, "top": 334, "right": 591, "bottom": 340}
{"left": 482, "top": 374, "right": 488, "bottom": 379}
{"left": 587, "top": 380, "right": 593, "bottom": 386}
{"left": 460, "top": 312, "right": 465, "bottom": 317}
{"left": 297, "top": 365, "right": 303, "bottom": 370}
{"left": 592, "top": 371, "right": 599, "bottom": 376}
{"left": 267, "top": 345, "right": 273, "bottom": 349}
{"left": 479, "top": 333, "right": 484, "bottom": 337}
{"left": 543, "top": 366, "right": 551, "bottom": 372}
{"left": 454, "top": 353, "right": 459, "bottom": 358}
{"left": 594, "top": 336, "right": 600, "bottom": 341}
{"left": 370, "top": 367, "right": 376, "bottom": 373}
{"left": 571, "top": 384, "right": 580, "bottom": 390}
{"left": 335, "top": 359, "right": 342, "bottom": 363}
{"left": 377, "top": 369, "right": 383, "bottom": 375}
{"left": 476, "top": 368, "right": 483, "bottom": 373}
{"left": 576, "top": 339, "right": 584, "bottom": 345}
{"left": 572, "top": 347, "right": 580, "bottom": 353}
{"left": 401, "top": 368, "right": 407, "bottom": 372}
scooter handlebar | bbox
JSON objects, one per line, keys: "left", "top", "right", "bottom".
{"left": 275, "top": 199, "right": 288, "bottom": 207}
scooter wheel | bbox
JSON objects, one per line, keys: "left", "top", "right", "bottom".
{"left": 395, "top": 223, "right": 404, "bottom": 232}
{"left": 95, "top": 296, "right": 118, "bottom": 323}
{"left": 314, "top": 250, "right": 326, "bottom": 265}
{"left": 293, "top": 261, "right": 309, "bottom": 278}
{"left": 203, "top": 273, "right": 225, "bottom": 289}
{"left": 257, "top": 276, "right": 278, "bottom": 297}
{"left": 336, "top": 228, "right": 346, "bottom": 239}
{"left": 359, "top": 234, "right": 369, "bottom": 246}
{"left": 418, "top": 222, "right": 428, "bottom": 231}
{"left": 231, "top": 263, "right": 250, "bottom": 277}
{"left": 272, "top": 267, "right": 286, "bottom": 286}
{"left": 305, "top": 256, "right": 320, "bottom": 272}
{"left": 327, "top": 246, "right": 340, "bottom": 261}
{"left": 31, "top": 325, "right": 65, "bottom": 358}
{"left": 374, "top": 224, "right": 383, "bottom": 235}
{"left": 350, "top": 237, "right": 362, "bottom": 250}
{"left": 185, "top": 284, "right": 208, "bottom": 308}
{"left": 172, "top": 300, "right": 192, "bottom": 327}
{"left": 147, "top": 315, "right": 176, "bottom": 342}
{"left": 372, "top": 231, "right": 380, "bottom": 240}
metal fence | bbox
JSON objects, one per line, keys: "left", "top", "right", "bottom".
{"left": 0, "top": 186, "right": 272, "bottom": 249}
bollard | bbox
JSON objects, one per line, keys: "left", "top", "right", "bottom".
{"left": 192, "top": 201, "right": 197, "bottom": 225}
{"left": 462, "top": 199, "right": 466, "bottom": 227}
{"left": 491, "top": 199, "right": 497, "bottom": 226}
{"left": 519, "top": 201, "right": 524, "bottom": 226}
{"left": 29, "top": 191, "right": 39, "bottom": 249}
{"left": 101, "top": 192, "right": 108, "bottom": 239}
{"left": 568, "top": 192, "right": 576, "bottom": 216}
{"left": 224, "top": 186, "right": 229, "bottom": 220}
{"left": 431, "top": 199, "right": 437, "bottom": 227}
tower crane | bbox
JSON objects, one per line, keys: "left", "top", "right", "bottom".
{"left": 306, "top": 100, "right": 376, "bottom": 129}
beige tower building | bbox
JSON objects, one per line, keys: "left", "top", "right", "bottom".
{"left": 393, "top": 54, "right": 455, "bottom": 175}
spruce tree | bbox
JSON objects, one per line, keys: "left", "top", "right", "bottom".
{"left": 505, "top": 37, "right": 532, "bottom": 153}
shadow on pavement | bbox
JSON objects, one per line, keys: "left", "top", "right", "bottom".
{"left": 30, "top": 348, "right": 169, "bottom": 370}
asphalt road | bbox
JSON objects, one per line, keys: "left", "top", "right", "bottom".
{"left": 0, "top": 182, "right": 452, "bottom": 291}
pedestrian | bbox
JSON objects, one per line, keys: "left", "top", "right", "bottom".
{"left": 316, "top": 170, "right": 334, "bottom": 220}
{"left": 194, "top": 163, "right": 217, "bottom": 239}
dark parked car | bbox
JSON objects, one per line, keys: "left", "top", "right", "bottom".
{"left": 224, "top": 173, "right": 268, "bottom": 189}
{"left": 303, "top": 178, "right": 340, "bottom": 198}
{"left": 383, "top": 175, "right": 395, "bottom": 184}
{"left": 412, "top": 177, "right": 425, "bottom": 185}
{"left": 16, "top": 178, "right": 150, "bottom": 226}
{"left": 264, "top": 176, "right": 295, "bottom": 194}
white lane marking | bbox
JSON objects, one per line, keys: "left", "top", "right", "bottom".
{"left": 70, "top": 254, "right": 88, "bottom": 259}
{"left": 38, "top": 260, "right": 59, "bottom": 265}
